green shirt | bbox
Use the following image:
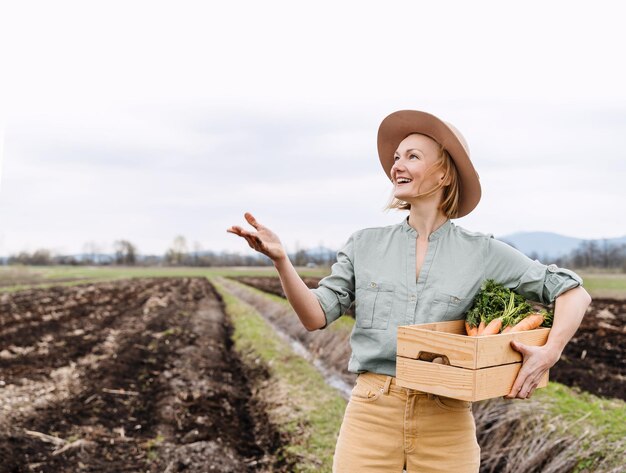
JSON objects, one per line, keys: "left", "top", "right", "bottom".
{"left": 310, "top": 215, "right": 583, "bottom": 377}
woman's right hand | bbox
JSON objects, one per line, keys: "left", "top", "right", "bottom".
{"left": 226, "top": 212, "right": 288, "bottom": 263}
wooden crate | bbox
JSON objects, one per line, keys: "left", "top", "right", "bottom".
{"left": 396, "top": 320, "right": 550, "bottom": 402}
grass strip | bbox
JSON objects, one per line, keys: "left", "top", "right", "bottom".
{"left": 211, "top": 277, "right": 346, "bottom": 472}
{"left": 537, "top": 383, "right": 626, "bottom": 443}
{"left": 533, "top": 382, "right": 626, "bottom": 471}
{"left": 0, "top": 265, "right": 329, "bottom": 282}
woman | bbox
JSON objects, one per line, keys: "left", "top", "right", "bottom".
{"left": 227, "top": 110, "right": 592, "bottom": 472}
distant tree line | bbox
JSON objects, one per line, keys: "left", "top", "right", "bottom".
{"left": 525, "top": 239, "right": 626, "bottom": 272}
{"left": 6, "top": 236, "right": 624, "bottom": 271}
{"left": 4, "top": 235, "right": 279, "bottom": 267}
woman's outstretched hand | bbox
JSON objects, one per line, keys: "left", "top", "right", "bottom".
{"left": 226, "top": 212, "right": 287, "bottom": 263}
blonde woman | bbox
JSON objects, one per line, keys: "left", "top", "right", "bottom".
{"left": 227, "top": 110, "right": 592, "bottom": 472}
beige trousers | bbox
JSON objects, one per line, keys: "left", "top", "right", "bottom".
{"left": 333, "top": 372, "right": 481, "bottom": 472}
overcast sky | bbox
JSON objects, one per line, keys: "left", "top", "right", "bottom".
{"left": 1, "top": 0, "right": 625, "bottom": 258}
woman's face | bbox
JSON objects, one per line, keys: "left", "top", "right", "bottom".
{"left": 391, "top": 133, "right": 445, "bottom": 202}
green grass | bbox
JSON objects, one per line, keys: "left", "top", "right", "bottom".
{"left": 576, "top": 271, "right": 626, "bottom": 299}
{"left": 0, "top": 265, "right": 329, "bottom": 293}
{"left": 537, "top": 383, "right": 626, "bottom": 443}
{"left": 211, "top": 276, "right": 346, "bottom": 472}
{"left": 532, "top": 383, "right": 626, "bottom": 471}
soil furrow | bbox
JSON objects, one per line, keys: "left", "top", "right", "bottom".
{"left": 0, "top": 278, "right": 283, "bottom": 472}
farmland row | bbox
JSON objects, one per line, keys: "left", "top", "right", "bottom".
{"left": 0, "top": 278, "right": 285, "bottom": 472}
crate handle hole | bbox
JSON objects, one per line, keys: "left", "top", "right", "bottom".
{"left": 417, "top": 351, "right": 450, "bottom": 365}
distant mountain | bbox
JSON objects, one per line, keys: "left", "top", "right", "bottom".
{"left": 497, "top": 231, "right": 626, "bottom": 259}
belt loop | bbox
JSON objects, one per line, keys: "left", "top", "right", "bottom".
{"left": 382, "top": 375, "right": 392, "bottom": 395}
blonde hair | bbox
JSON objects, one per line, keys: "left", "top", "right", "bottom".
{"left": 383, "top": 140, "right": 460, "bottom": 219}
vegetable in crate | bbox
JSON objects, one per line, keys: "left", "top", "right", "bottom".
{"left": 464, "top": 279, "right": 553, "bottom": 336}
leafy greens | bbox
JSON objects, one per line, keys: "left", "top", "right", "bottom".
{"left": 465, "top": 279, "right": 554, "bottom": 333}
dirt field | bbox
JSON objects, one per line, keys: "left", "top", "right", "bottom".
{"left": 232, "top": 276, "right": 626, "bottom": 401}
{"left": 0, "top": 278, "right": 286, "bottom": 472}
{"left": 551, "top": 297, "right": 626, "bottom": 400}
{"left": 232, "top": 276, "right": 356, "bottom": 318}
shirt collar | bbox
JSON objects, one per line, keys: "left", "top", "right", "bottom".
{"left": 401, "top": 215, "right": 452, "bottom": 241}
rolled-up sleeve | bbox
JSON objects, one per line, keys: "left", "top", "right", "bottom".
{"left": 484, "top": 235, "right": 583, "bottom": 304}
{"left": 310, "top": 232, "right": 357, "bottom": 329}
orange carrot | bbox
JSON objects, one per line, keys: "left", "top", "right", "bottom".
{"left": 509, "top": 313, "right": 544, "bottom": 332}
{"left": 501, "top": 325, "right": 513, "bottom": 333}
{"left": 476, "top": 320, "right": 486, "bottom": 335}
{"left": 481, "top": 318, "right": 503, "bottom": 335}
{"left": 465, "top": 321, "right": 478, "bottom": 336}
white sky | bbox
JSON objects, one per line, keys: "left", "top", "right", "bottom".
{"left": 0, "top": 0, "right": 625, "bottom": 257}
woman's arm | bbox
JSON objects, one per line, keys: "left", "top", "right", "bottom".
{"left": 504, "top": 285, "right": 592, "bottom": 399}
{"left": 227, "top": 212, "right": 327, "bottom": 332}
{"left": 274, "top": 256, "right": 327, "bottom": 331}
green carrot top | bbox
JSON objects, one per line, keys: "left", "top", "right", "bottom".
{"left": 465, "top": 279, "right": 553, "bottom": 332}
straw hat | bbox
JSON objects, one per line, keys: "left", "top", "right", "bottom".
{"left": 377, "top": 109, "right": 481, "bottom": 218}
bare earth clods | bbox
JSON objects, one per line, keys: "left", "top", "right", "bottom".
{"left": 549, "top": 298, "right": 626, "bottom": 400}
{"left": 0, "top": 278, "right": 284, "bottom": 472}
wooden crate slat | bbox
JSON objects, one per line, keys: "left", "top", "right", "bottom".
{"left": 396, "top": 357, "right": 550, "bottom": 402}
{"left": 474, "top": 329, "right": 550, "bottom": 368}
{"left": 397, "top": 327, "right": 478, "bottom": 369}
{"left": 473, "top": 365, "right": 549, "bottom": 401}
{"left": 396, "top": 357, "right": 476, "bottom": 401}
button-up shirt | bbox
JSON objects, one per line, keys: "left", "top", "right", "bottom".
{"left": 310, "top": 215, "right": 583, "bottom": 377}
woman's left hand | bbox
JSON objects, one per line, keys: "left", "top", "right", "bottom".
{"left": 504, "top": 340, "right": 560, "bottom": 399}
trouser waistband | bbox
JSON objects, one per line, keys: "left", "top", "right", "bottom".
{"left": 358, "top": 371, "right": 435, "bottom": 398}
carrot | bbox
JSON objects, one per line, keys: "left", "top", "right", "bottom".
{"left": 476, "top": 320, "right": 486, "bottom": 335}
{"left": 509, "top": 313, "right": 544, "bottom": 332}
{"left": 501, "top": 325, "right": 513, "bottom": 333}
{"left": 481, "top": 318, "right": 502, "bottom": 335}
{"left": 465, "top": 321, "right": 478, "bottom": 336}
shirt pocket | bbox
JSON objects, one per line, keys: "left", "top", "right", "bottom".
{"left": 355, "top": 281, "right": 395, "bottom": 330}
{"left": 430, "top": 290, "right": 475, "bottom": 321}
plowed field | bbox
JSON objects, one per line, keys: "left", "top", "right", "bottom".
{"left": 0, "top": 278, "right": 284, "bottom": 472}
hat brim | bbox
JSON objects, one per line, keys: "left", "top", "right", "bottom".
{"left": 377, "top": 110, "right": 481, "bottom": 218}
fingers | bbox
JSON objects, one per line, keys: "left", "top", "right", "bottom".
{"left": 510, "top": 340, "right": 530, "bottom": 356}
{"left": 241, "top": 232, "right": 266, "bottom": 254}
{"left": 505, "top": 370, "right": 542, "bottom": 399}
{"left": 227, "top": 225, "right": 253, "bottom": 238}
{"left": 505, "top": 366, "right": 529, "bottom": 399}
{"left": 504, "top": 386, "right": 520, "bottom": 399}
{"left": 517, "top": 379, "right": 534, "bottom": 399}
{"left": 243, "top": 234, "right": 257, "bottom": 250}
{"left": 244, "top": 212, "right": 262, "bottom": 230}
{"left": 226, "top": 212, "right": 263, "bottom": 236}
{"left": 226, "top": 220, "right": 268, "bottom": 255}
